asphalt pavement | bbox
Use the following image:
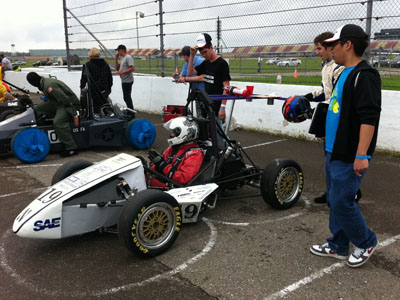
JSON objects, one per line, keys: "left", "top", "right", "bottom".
{"left": 0, "top": 107, "right": 399, "bottom": 300}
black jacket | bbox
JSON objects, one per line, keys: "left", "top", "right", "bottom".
{"left": 331, "top": 60, "right": 381, "bottom": 162}
{"left": 80, "top": 58, "right": 113, "bottom": 92}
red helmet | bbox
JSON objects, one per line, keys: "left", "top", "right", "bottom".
{"left": 282, "top": 96, "right": 313, "bottom": 123}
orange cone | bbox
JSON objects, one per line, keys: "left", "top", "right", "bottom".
{"left": 294, "top": 68, "right": 298, "bottom": 78}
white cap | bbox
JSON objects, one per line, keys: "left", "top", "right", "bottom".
{"left": 196, "top": 33, "right": 212, "bottom": 48}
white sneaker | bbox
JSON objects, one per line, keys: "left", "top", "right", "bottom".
{"left": 347, "top": 240, "right": 379, "bottom": 268}
{"left": 310, "top": 243, "right": 348, "bottom": 260}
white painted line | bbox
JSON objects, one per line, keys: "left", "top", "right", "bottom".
{"left": 264, "top": 234, "right": 400, "bottom": 300}
{"left": 204, "top": 197, "right": 311, "bottom": 227}
{"left": 0, "top": 218, "right": 217, "bottom": 297}
{"left": 0, "top": 187, "right": 47, "bottom": 199}
{"left": 242, "top": 139, "right": 286, "bottom": 150}
{"left": 0, "top": 164, "right": 62, "bottom": 169}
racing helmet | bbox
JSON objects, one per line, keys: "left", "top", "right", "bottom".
{"left": 282, "top": 95, "right": 313, "bottom": 123}
{"left": 164, "top": 116, "right": 199, "bottom": 146}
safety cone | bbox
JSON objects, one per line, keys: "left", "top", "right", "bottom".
{"left": 277, "top": 73, "right": 282, "bottom": 84}
{"left": 294, "top": 68, "right": 298, "bottom": 79}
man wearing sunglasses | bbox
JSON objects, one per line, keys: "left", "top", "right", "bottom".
{"left": 310, "top": 24, "right": 381, "bottom": 268}
{"left": 187, "top": 33, "right": 231, "bottom": 122}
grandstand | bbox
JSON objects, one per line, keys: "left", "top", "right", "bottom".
{"left": 25, "top": 39, "right": 400, "bottom": 61}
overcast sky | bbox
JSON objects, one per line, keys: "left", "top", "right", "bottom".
{"left": 2, "top": 0, "right": 398, "bottom": 53}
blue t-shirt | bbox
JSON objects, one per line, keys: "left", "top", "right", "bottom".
{"left": 325, "top": 66, "right": 355, "bottom": 153}
{"left": 181, "top": 56, "right": 205, "bottom": 91}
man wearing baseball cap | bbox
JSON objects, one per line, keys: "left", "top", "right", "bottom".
{"left": 115, "top": 44, "right": 135, "bottom": 109}
{"left": 187, "top": 33, "right": 231, "bottom": 121}
{"left": 309, "top": 24, "right": 381, "bottom": 268}
{"left": 175, "top": 46, "right": 205, "bottom": 91}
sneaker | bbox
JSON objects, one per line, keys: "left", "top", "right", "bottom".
{"left": 310, "top": 243, "right": 348, "bottom": 260}
{"left": 60, "top": 149, "right": 79, "bottom": 157}
{"left": 314, "top": 192, "right": 327, "bottom": 204}
{"left": 347, "top": 240, "right": 378, "bottom": 268}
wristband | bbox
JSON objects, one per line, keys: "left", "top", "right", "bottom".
{"left": 356, "top": 155, "right": 371, "bottom": 159}
{"left": 220, "top": 106, "right": 226, "bottom": 110}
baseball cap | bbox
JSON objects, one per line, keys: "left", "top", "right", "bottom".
{"left": 179, "top": 46, "right": 190, "bottom": 56}
{"left": 115, "top": 44, "right": 127, "bottom": 51}
{"left": 324, "top": 24, "right": 368, "bottom": 43}
{"left": 196, "top": 33, "right": 212, "bottom": 48}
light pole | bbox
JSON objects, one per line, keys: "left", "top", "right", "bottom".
{"left": 136, "top": 11, "right": 145, "bottom": 50}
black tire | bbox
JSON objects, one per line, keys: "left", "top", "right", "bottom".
{"left": 118, "top": 189, "right": 182, "bottom": 257}
{"left": 51, "top": 160, "right": 93, "bottom": 185}
{"left": 260, "top": 158, "right": 304, "bottom": 209}
{"left": 0, "top": 110, "right": 16, "bottom": 121}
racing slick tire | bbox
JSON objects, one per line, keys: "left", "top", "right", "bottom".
{"left": 260, "top": 158, "right": 303, "bottom": 209}
{"left": 125, "top": 119, "right": 156, "bottom": 150}
{"left": 0, "top": 110, "right": 16, "bottom": 121}
{"left": 118, "top": 189, "right": 182, "bottom": 257}
{"left": 51, "top": 160, "right": 93, "bottom": 185}
{"left": 11, "top": 128, "right": 50, "bottom": 163}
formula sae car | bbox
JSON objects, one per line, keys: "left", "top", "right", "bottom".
{"left": 13, "top": 89, "right": 304, "bottom": 257}
{"left": 0, "top": 71, "right": 156, "bottom": 162}
{"left": 0, "top": 80, "right": 34, "bottom": 121}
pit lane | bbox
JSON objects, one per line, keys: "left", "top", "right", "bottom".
{"left": 1, "top": 111, "right": 399, "bottom": 300}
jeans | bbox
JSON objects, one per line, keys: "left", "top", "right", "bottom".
{"left": 122, "top": 82, "right": 133, "bottom": 109}
{"left": 325, "top": 152, "right": 377, "bottom": 255}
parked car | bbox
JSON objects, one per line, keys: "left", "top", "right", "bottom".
{"left": 277, "top": 58, "right": 301, "bottom": 67}
{"left": 13, "top": 61, "right": 27, "bottom": 66}
{"left": 32, "top": 60, "right": 48, "bottom": 67}
{"left": 390, "top": 56, "right": 400, "bottom": 68}
{"left": 371, "top": 56, "right": 390, "bottom": 67}
{"left": 266, "top": 57, "right": 282, "bottom": 65}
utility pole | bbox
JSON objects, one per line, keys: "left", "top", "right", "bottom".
{"left": 62, "top": 0, "right": 71, "bottom": 71}
{"left": 158, "top": 0, "right": 165, "bottom": 77}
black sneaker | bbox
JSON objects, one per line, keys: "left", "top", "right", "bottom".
{"left": 310, "top": 243, "right": 348, "bottom": 260}
{"left": 60, "top": 149, "right": 79, "bottom": 157}
{"left": 347, "top": 240, "right": 378, "bottom": 268}
{"left": 314, "top": 192, "right": 327, "bottom": 204}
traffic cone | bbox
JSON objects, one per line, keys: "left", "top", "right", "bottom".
{"left": 294, "top": 68, "right": 298, "bottom": 78}
{"left": 276, "top": 73, "right": 282, "bottom": 84}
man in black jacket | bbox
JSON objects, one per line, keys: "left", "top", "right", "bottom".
{"left": 80, "top": 48, "right": 113, "bottom": 113}
{"left": 309, "top": 24, "right": 381, "bottom": 268}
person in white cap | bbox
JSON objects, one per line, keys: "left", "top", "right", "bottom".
{"left": 309, "top": 24, "right": 381, "bottom": 268}
{"left": 187, "top": 33, "right": 231, "bottom": 122}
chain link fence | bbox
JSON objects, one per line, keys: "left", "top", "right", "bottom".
{"left": 65, "top": 0, "right": 400, "bottom": 88}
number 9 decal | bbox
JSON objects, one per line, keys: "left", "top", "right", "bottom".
{"left": 184, "top": 204, "right": 198, "bottom": 219}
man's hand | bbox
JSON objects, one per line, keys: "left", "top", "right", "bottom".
{"left": 190, "top": 46, "right": 198, "bottom": 56}
{"left": 354, "top": 158, "right": 369, "bottom": 177}
{"left": 116, "top": 71, "right": 122, "bottom": 75}
{"left": 148, "top": 149, "right": 167, "bottom": 171}
{"left": 177, "top": 77, "right": 186, "bottom": 83}
{"left": 218, "top": 109, "right": 226, "bottom": 122}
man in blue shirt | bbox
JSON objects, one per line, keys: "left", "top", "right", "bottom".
{"left": 176, "top": 46, "right": 205, "bottom": 91}
{"left": 310, "top": 24, "right": 381, "bottom": 268}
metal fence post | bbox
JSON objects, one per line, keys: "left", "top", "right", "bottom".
{"left": 62, "top": 0, "right": 71, "bottom": 71}
{"left": 158, "top": 0, "right": 165, "bottom": 77}
{"left": 365, "top": 0, "right": 374, "bottom": 60}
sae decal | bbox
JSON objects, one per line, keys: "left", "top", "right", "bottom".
{"left": 33, "top": 217, "right": 61, "bottom": 231}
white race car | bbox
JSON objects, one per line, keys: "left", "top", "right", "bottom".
{"left": 13, "top": 90, "right": 304, "bottom": 257}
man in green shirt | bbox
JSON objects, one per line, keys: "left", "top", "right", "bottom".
{"left": 27, "top": 72, "right": 80, "bottom": 157}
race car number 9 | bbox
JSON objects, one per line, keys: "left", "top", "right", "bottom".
{"left": 37, "top": 188, "right": 63, "bottom": 204}
{"left": 184, "top": 204, "right": 198, "bottom": 219}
